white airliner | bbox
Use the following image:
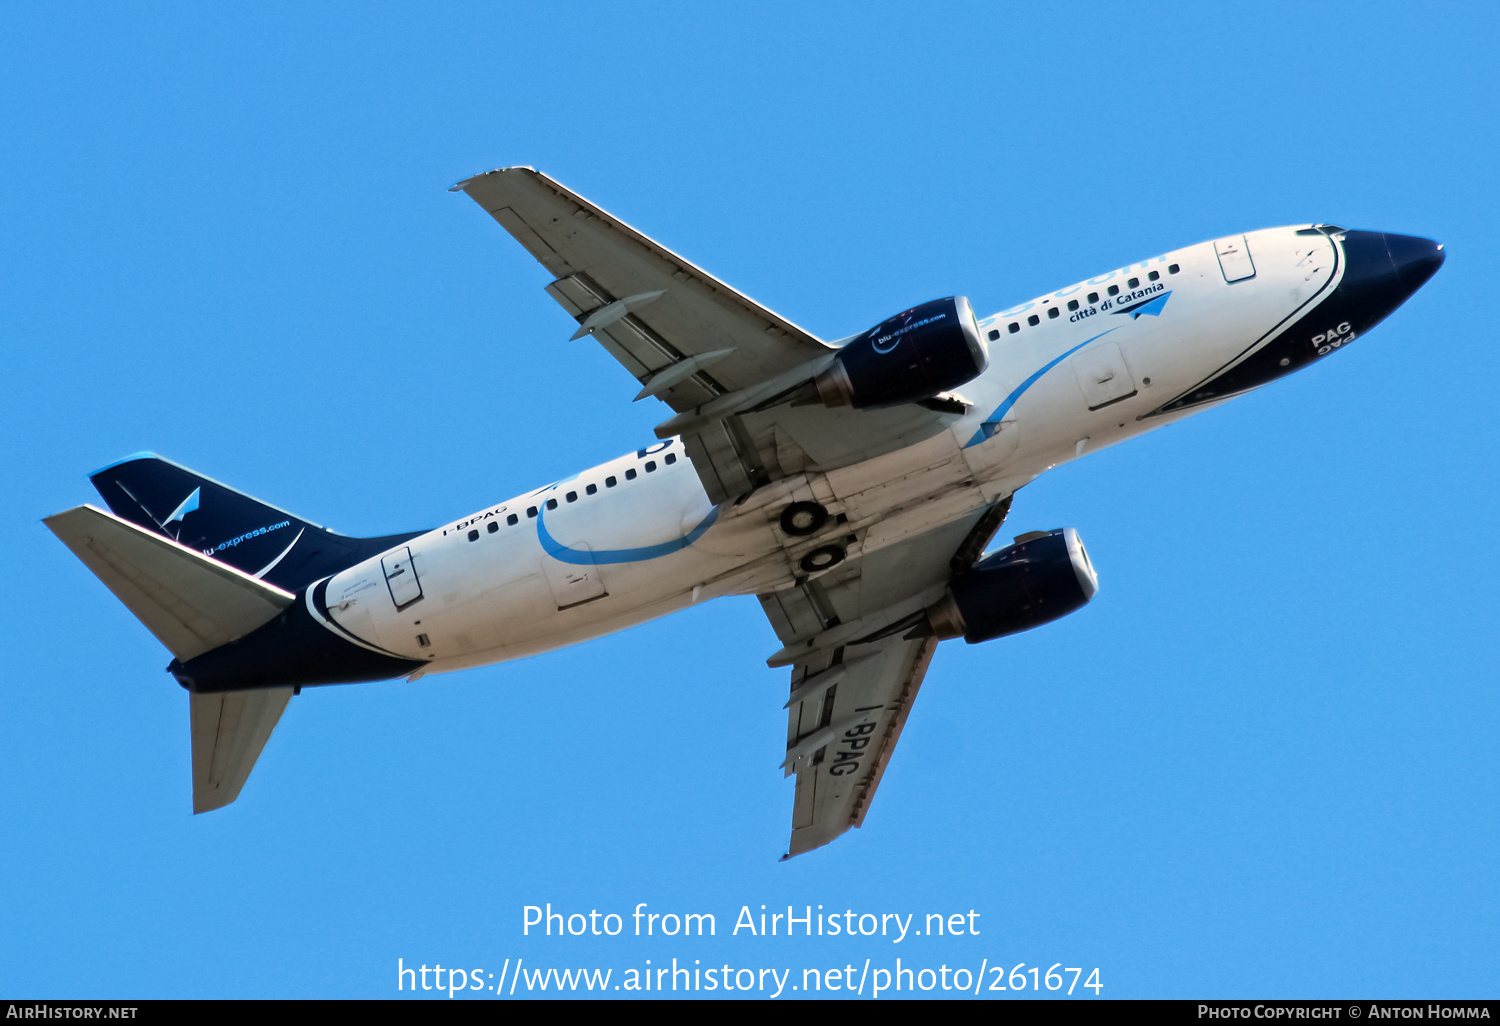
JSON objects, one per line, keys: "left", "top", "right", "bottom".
{"left": 46, "top": 168, "right": 1444, "bottom": 857}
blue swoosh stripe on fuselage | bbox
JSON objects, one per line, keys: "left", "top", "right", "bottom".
{"left": 963, "top": 327, "right": 1119, "bottom": 449}
{"left": 537, "top": 504, "right": 721, "bottom": 565}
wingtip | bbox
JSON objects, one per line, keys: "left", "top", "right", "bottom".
{"left": 449, "top": 165, "right": 540, "bottom": 192}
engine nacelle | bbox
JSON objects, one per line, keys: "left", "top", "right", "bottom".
{"left": 926, "top": 528, "right": 1098, "bottom": 643}
{"left": 814, "top": 296, "right": 988, "bottom": 409}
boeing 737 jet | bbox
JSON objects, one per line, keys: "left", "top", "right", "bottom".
{"left": 46, "top": 168, "right": 1444, "bottom": 856}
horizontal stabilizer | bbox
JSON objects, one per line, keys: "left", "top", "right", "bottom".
{"left": 45, "top": 505, "right": 295, "bottom": 662}
{"left": 190, "top": 688, "right": 292, "bottom": 813}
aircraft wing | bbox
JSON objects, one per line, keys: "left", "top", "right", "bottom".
{"left": 453, "top": 167, "right": 957, "bottom": 504}
{"left": 760, "top": 498, "right": 1012, "bottom": 857}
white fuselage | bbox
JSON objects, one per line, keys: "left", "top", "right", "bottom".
{"left": 320, "top": 226, "right": 1338, "bottom": 675}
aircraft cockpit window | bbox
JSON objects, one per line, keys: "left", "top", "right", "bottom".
{"left": 546, "top": 498, "right": 558, "bottom": 510}
{"left": 1068, "top": 300, "right": 1080, "bottom": 311}
{"left": 586, "top": 483, "right": 598, "bottom": 495}
{"left": 665, "top": 453, "right": 677, "bottom": 465}
{"left": 1047, "top": 307, "right": 1059, "bottom": 319}
{"left": 606, "top": 476, "right": 617, "bottom": 488}
{"left": 487, "top": 521, "right": 499, "bottom": 533}
{"left": 566, "top": 491, "right": 577, "bottom": 502}
{"left": 625, "top": 469, "right": 637, "bottom": 480}
{"left": 507, "top": 514, "right": 519, "bottom": 525}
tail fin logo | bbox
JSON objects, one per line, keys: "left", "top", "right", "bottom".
{"left": 165, "top": 487, "right": 201, "bottom": 535}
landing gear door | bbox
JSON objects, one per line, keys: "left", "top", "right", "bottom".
{"left": 381, "top": 547, "right": 424, "bottom": 610}
{"left": 1071, "top": 341, "right": 1138, "bottom": 411}
{"left": 541, "top": 546, "right": 608, "bottom": 610}
{"left": 1215, "top": 235, "right": 1257, "bottom": 283}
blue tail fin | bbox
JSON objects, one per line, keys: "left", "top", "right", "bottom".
{"left": 89, "top": 453, "right": 423, "bottom": 593}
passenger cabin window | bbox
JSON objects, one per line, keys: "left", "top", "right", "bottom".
{"left": 1027, "top": 314, "right": 1039, "bottom": 326}
{"left": 1008, "top": 322, "right": 1020, "bottom": 334}
{"left": 665, "top": 453, "right": 677, "bottom": 465}
{"left": 1169, "top": 263, "right": 1180, "bottom": 274}
{"left": 987, "top": 329, "right": 1000, "bottom": 341}
{"left": 586, "top": 483, "right": 597, "bottom": 495}
{"left": 625, "top": 468, "right": 637, "bottom": 480}
{"left": 1107, "top": 285, "right": 1119, "bottom": 296}
{"left": 1087, "top": 292, "right": 1099, "bottom": 303}
{"left": 526, "top": 506, "right": 537, "bottom": 518}
{"left": 1067, "top": 299, "right": 1079, "bottom": 311}
{"left": 507, "top": 513, "right": 518, "bottom": 525}
{"left": 487, "top": 521, "right": 499, "bottom": 533}
{"left": 606, "top": 476, "right": 617, "bottom": 488}
{"left": 467, "top": 529, "right": 479, "bottom": 541}
{"left": 1148, "top": 270, "right": 1160, "bottom": 281}
{"left": 546, "top": 498, "right": 558, "bottom": 510}
{"left": 1128, "top": 277, "right": 1139, "bottom": 288}
{"left": 566, "top": 491, "right": 577, "bottom": 502}
{"left": 644, "top": 460, "right": 657, "bottom": 472}
{"left": 1047, "top": 307, "right": 1059, "bottom": 319}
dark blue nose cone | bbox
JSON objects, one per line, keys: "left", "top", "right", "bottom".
{"left": 1334, "top": 230, "right": 1444, "bottom": 328}
{"left": 1384, "top": 232, "right": 1445, "bottom": 292}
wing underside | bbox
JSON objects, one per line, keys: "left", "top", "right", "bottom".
{"left": 453, "top": 166, "right": 958, "bottom": 504}
{"left": 762, "top": 499, "right": 1011, "bottom": 856}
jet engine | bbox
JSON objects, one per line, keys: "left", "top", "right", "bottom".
{"left": 926, "top": 528, "right": 1097, "bottom": 643}
{"left": 813, "top": 296, "right": 988, "bottom": 409}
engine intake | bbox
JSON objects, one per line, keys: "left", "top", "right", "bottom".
{"left": 814, "top": 296, "right": 988, "bottom": 409}
{"left": 926, "top": 528, "right": 1097, "bottom": 643}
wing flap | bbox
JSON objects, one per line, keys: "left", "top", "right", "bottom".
{"left": 45, "top": 505, "right": 295, "bottom": 662}
{"left": 190, "top": 688, "right": 293, "bottom": 813}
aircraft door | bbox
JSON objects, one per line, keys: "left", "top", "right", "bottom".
{"left": 1215, "top": 235, "right": 1257, "bottom": 283}
{"left": 381, "top": 547, "right": 424, "bottom": 610}
{"left": 541, "top": 546, "right": 608, "bottom": 610}
{"left": 1071, "top": 341, "right": 1139, "bottom": 410}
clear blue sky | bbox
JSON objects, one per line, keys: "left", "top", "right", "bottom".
{"left": 3, "top": 2, "right": 1495, "bottom": 1000}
